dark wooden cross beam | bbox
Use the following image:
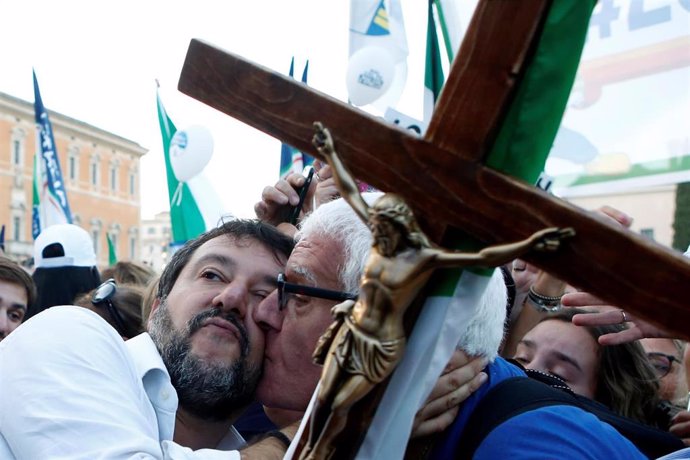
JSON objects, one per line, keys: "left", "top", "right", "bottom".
{"left": 178, "top": 3, "right": 690, "bottom": 340}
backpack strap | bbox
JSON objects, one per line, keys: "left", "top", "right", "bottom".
{"left": 454, "top": 373, "right": 684, "bottom": 459}
{"left": 455, "top": 376, "right": 579, "bottom": 460}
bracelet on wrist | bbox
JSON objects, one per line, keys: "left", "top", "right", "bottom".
{"left": 526, "top": 286, "right": 562, "bottom": 313}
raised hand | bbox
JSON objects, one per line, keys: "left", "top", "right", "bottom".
{"left": 669, "top": 410, "right": 690, "bottom": 446}
{"left": 312, "top": 122, "right": 335, "bottom": 158}
{"left": 254, "top": 172, "right": 313, "bottom": 226}
{"left": 561, "top": 291, "right": 676, "bottom": 344}
{"left": 411, "top": 350, "right": 488, "bottom": 438}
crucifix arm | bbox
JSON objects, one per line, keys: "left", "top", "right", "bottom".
{"left": 312, "top": 122, "right": 370, "bottom": 224}
{"left": 429, "top": 227, "right": 574, "bottom": 270}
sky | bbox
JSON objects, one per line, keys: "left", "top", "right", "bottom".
{"left": 1, "top": 1, "right": 688, "bottom": 219}
{"left": 0, "top": 1, "right": 433, "bottom": 219}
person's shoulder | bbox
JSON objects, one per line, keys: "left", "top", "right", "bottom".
{"left": 1, "top": 305, "right": 126, "bottom": 359}
{"left": 478, "top": 405, "right": 646, "bottom": 459}
{"left": 486, "top": 356, "right": 526, "bottom": 381}
{"left": 21, "top": 305, "right": 118, "bottom": 337}
{"left": 26, "top": 304, "right": 106, "bottom": 325}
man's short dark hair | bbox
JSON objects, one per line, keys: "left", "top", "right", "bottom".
{"left": 0, "top": 257, "right": 37, "bottom": 311}
{"left": 157, "top": 219, "right": 294, "bottom": 300}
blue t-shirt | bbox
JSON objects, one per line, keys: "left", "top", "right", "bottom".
{"left": 431, "top": 357, "right": 646, "bottom": 459}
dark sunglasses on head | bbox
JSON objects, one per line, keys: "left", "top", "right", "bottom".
{"left": 277, "top": 273, "right": 357, "bottom": 311}
{"left": 92, "top": 278, "right": 128, "bottom": 337}
{"left": 647, "top": 352, "right": 679, "bottom": 378}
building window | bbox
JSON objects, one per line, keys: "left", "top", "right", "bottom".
{"left": 69, "top": 156, "right": 77, "bottom": 181}
{"left": 67, "top": 146, "right": 79, "bottom": 183}
{"left": 640, "top": 228, "right": 655, "bottom": 240}
{"left": 129, "top": 173, "right": 136, "bottom": 196}
{"left": 91, "top": 163, "right": 98, "bottom": 186}
{"left": 12, "top": 140, "right": 21, "bottom": 165}
{"left": 90, "top": 154, "right": 101, "bottom": 187}
{"left": 12, "top": 216, "right": 21, "bottom": 241}
{"left": 92, "top": 229, "right": 100, "bottom": 256}
{"left": 10, "top": 128, "right": 25, "bottom": 167}
{"left": 130, "top": 236, "right": 137, "bottom": 259}
{"left": 110, "top": 166, "right": 117, "bottom": 192}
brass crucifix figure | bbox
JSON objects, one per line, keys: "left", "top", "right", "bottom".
{"left": 299, "top": 123, "right": 574, "bottom": 460}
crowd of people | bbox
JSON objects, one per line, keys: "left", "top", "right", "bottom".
{"left": 1, "top": 131, "right": 690, "bottom": 459}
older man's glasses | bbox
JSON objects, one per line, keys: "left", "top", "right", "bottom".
{"left": 92, "top": 278, "right": 128, "bottom": 337}
{"left": 277, "top": 273, "right": 357, "bottom": 311}
{"left": 647, "top": 352, "right": 679, "bottom": 378}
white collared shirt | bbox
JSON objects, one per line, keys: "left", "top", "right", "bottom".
{"left": 0, "top": 306, "right": 242, "bottom": 459}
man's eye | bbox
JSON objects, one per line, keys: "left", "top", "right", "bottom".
{"left": 292, "top": 295, "right": 310, "bottom": 307}
{"left": 8, "top": 312, "right": 24, "bottom": 322}
{"left": 201, "top": 270, "right": 222, "bottom": 281}
{"left": 253, "top": 291, "right": 270, "bottom": 300}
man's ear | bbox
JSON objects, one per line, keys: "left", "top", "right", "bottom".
{"left": 147, "top": 297, "right": 161, "bottom": 327}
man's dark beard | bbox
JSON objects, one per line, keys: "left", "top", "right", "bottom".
{"left": 149, "top": 300, "right": 261, "bottom": 421}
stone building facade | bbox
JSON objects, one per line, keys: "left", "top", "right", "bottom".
{"left": 0, "top": 91, "right": 147, "bottom": 267}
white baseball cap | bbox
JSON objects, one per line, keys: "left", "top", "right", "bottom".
{"left": 34, "top": 224, "right": 97, "bottom": 268}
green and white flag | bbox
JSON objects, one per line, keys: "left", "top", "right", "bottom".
{"left": 107, "top": 234, "right": 117, "bottom": 265}
{"left": 423, "top": 0, "right": 446, "bottom": 123}
{"left": 422, "top": 0, "right": 469, "bottom": 123}
{"left": 156, "top": 90, "right": 219, "bottom": 247}
{"left": 359, "top": 2, "right": 596, "bottom": 458}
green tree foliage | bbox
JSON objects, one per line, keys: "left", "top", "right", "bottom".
{"left": 672, "top": 182, "right": 690, "bottom": 252}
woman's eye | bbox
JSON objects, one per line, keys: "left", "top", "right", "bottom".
{"left": 549, "top": 371, "right": 566, "bottom": 382}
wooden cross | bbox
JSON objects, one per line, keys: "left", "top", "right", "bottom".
{"left": 178, "top": 0, "right": 690, "bottom": 455}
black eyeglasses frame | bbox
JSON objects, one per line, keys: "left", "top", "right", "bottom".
{"left": 277, "top": 273, "right": 357, "bottom": 311}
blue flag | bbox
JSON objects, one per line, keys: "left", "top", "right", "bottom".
{"left": 31, "top": 150, "right": 42, "bottom": 240}
{"left": 279, "top": 58, "right": 312, "bottom": 178}
{"left": 0, "top": 224, "right": 5, "bottom": 252}
{"left": 33, "top": 70, "right": 72, "bottom": 227}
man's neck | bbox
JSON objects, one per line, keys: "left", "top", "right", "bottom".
{"left": 173, "top": 407, "right": 235, "bottom": 450}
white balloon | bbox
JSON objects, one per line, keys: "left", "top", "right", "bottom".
{"left": 346, "top": 46, "right": 396, "bottom": 106}
{"left": 169, "top": 125, "right": 214, "bottom": 182}
{"left": 371, "top": 61, "right": 407, "bottom": 113}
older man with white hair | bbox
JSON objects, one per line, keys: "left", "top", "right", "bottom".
{"left": 252, "top": 176, "right": 646, "bottom": 458}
